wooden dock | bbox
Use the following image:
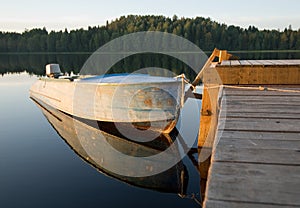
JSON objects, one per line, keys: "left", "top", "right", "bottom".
{"left": 197, "top": 59, "right": 300, "bottom": 207}
{"left": 216, "top": 59, "right": 300, "bottom": 85}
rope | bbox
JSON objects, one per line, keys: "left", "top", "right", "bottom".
{"left": 177, "top": 72, "right": 300, "bottom": 94}
{"left": 175, "top": 74, "right": 191, "bottom": 84}
{"left": 222, "top": 85, "right": 300, "bottom": 93}
{"left": 179, "top": 193, "right": 202, "bottom": 206}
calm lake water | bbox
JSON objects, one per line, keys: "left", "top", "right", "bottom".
{"left": 0, "top": 72, "right": 202, "bottom": 208}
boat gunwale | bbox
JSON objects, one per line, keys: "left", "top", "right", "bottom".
{"left": 38, "top": 77, "right": 184, "bottom": 87}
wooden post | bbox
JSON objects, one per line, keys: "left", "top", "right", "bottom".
{"left": 195, "top": 49, "right": 230, "bottom": 203}
{"left": 218, "top": 50, "right": 231, "bottom": 63}
{"left": 198, "top": 85, "right": 221, "bottom": 148}
{"left": 199, "top": 155, "right": 211, "bottom": 203}
{"left": 198, "top": 84, "right": 221, "bottom": 203}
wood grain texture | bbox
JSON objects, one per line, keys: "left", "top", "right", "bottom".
{"left": 218, "top": 117, "right": 300, "bottom": 132}
{"left": 223, "top": 90, "right": 300, "bottom": 96}
{"left": 213, "top": 138, "right": 300, "bottom": 164}
{"left": 205, "top": 200, "right": 297, "bottom": 208}
{"left": 220, "top": 60, "right": 231, "bottom": 66}
{"left": 216, "top": 60, "right": 300, "bottom": 84}
{"left": 220, "top": 112, "right": 300, "bottom": 119}
{"left": 218, "top": 59, "right": 300, "bottom": 67}
{"left": 239, "top": 60, "right": 252, "bottom": 66}
{"left": 198, "top": 85, "right": 222, "bottom": 148}
{"left": 205, "top": 163, "right": 300, "bottom": 206}
{"left": 217, "top": 130, "right": 300, "bottom": 141}
{"left": 222, "top": 95, "right": 300, "bottom": 102}
{"left": 230, "top": 60, "right": 241, "bottom": 66}
{"left": 203, "top": 86, "right": 300, "bottom": 208}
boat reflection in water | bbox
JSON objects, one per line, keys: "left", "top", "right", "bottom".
{"left": 31, "top": 98, "right": 197, "bottom": 198}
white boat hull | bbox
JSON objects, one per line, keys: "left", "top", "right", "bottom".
{"left": 30, "top": 75, "right": 184, "bottom": 133}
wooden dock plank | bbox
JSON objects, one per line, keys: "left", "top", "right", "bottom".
{"left": 229, "top": 60, "right": 241, "bottom": 66}
{"left": 223, "top": 101, "right": 300, "bottom": 106}
{"left": 278, "top": 60, "right": 300, "bottom": 65}
{"left": 216, "top": 60, "right": 300, "bottom": 85}
{"left": 222, "top": 103, "right": 300, "bottom": 110}
{"left": 286, "top": 59, "right": 300, "bottom": 65}
{"left": 205, "top": 200, "right": 297, "bottom": 208}
{"left": 267, "top": 60, "right": 288, "bottom": 65}
{"left": 222, "top": 95, "right": 300, "bottom": 102}
{"left": 246, "top": 60, "right": 264, "bottom": 65}
{"left": 220, "top": 111, "right": 300, "bottom": 119}
{"left": 218, "top": 117, "right": 300, "bottom": 132}
{"left": 223, "top": 86, "right": 300, "bottom": 91}
{"left": 239, "top": 60, "right": 252, "bottom": 66}
{"left": 218, "top": 130, "right": 300, "bottom": 141}
{"left": 220, "top": 60, "right": 231, "bottom": 66}
{"left": 222, "top": 97, "right": 300, "bottom": 105}
{"left": 223, "top": 97, "right": 300, "bottom": 105}
{"left": 203, "top": 85, "right": 300, "bottom": 208}
{"left": 262, "top": 60, "right": 278, "bottom": 65}
{"left": 213, "top": 138, "right": 300, "bottom": 164}
{"left": 223, "top": 90, "right": 300, "bottom": 96}
{"left": 223, "top": 108, "right": 300, "bottom": 114}
{"left": 219, "top": 60, "right": 300, "bottom": 67}
{"left": 216, "top": 136, "right": 300, "bottom": 151}
{"left": 254, "top": 60, "right": 275, "bottom": 66}
{"left": 205, "top": 163, "right": 300, "bottom": 207}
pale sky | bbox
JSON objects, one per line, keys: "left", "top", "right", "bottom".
{"left": 1, "top": 0, "right": 299, "bottom": 32}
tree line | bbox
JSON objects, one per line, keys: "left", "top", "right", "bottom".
{"left": 1, "top": 15, "right": 300, "bottom": 76}
{"left": 1, "top": 15, "right": 300, "bottom": 53}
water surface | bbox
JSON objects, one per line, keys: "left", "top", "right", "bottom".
{"left": 0, "top": 72, "right": 201, "bottom": 208}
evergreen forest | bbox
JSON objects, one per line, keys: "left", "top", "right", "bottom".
{"left": 1, "top": 15, "right": 299, "bottom": 76}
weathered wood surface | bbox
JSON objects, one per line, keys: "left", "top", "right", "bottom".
{"left": 214, "top": 138, "right": 300, "bottom": 165}
{"left": 198, "top": 85, "right": 222, "bottom": 149}
{"left": 218, "top": 117, "right": 300, "bottom": 132}
{"left": 218, "top": 59, "right": 300, "bottom": 67}
{"left": 205, "top": 163, "right": 300, "bottom": 207}
{"left": 223, "top": 87, "right": 300, "bottom": 96}
{"left": 205, "top": 200, "right": 297, "bottom": 208}
{"left": 215, "top": 60, "right": 300, "bottom": 84}
{"left": 197, "top": 85, "right": 222, "bottom": 201}
{"left": 222, "top": 107, "right": 300, "bottom": 114}
{"left": 220, "top": 112, "right": 300, "bottom": 119}
{"left": 218, "top": 130, "right": 300, "bottom": 140}
{"left": 203, "top": 86, "right": 300, "bottom": 208}
{"left": 222, "top": 95, "right": 300, "bottom": 103}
